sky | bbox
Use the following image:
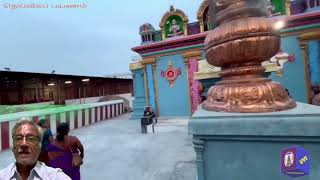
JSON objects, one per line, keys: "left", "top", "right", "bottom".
{"left": 0, "top": 0, "right": 203, "bottom": 77}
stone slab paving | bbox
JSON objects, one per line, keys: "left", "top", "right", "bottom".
{"left": 0, "top": 113, "right": 196, "bottom": 180}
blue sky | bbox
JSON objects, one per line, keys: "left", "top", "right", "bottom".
{"left": 0, "top": 0, "right": 203, "bottom": 77}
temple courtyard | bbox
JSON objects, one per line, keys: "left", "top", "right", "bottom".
{"left": 0, "top": 113, "right": 196, "bottom": 180}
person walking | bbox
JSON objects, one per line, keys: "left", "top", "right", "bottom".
{"left": 47, "top": 123, "right": 84, "bottom": 180}
{"left": 38, "top": 119, "right": 53, "bottom": 164}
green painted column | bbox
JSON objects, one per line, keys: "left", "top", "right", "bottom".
{"left": 272, "top": 0, "right": 286, "bottom": 15}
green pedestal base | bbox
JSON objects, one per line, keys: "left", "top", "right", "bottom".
{"left": 189, "top": 102, "right": 320, "bottom": 180}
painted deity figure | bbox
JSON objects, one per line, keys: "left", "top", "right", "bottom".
{"left": 167, "top": 19, "right": 183, "bottom": 37}
{"left": 284, "top": 152, "right": 294, "bottom": 167}
{"left": 265, "top": 0, "right": 274, "bottom": 16}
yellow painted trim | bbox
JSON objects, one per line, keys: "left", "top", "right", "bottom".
{"left": 183, "top": 23, "right": 188, "bottom": 36}
{"left": 281, "top": 28, "right": 320, "bottom": 37}
{"left": 194, "top": 63, "right": 279, "bottom": 80}
{"left": 194, "top": 71, "right": 220, "bottom": 80}
{"left": 142, "top": 57, "right": 156, "bottom": 64}
{"left": 197, "top": 0, "right": 209, "bottom": 19}
{"left": 143, "top": 48, "right": 204, "bottom": 60}
{"left": 199, "top": 20, "right": 204, "bottom": 33}
{"left": 184, "top": 60, "right": 192, "bottom": 115}
{"left": 285, "top": 0, "right": 291, "bottom": 16}
{"left": 143, "top": 66, "right": 149, "bottom": 106}
{"left": 161, "top": 28, "right": 166, "bottom": 41}
{"left": 197, "top": 0, "right": 209, "bottom": 33}
{"left": 183, "top": 50, "right": 202, "bottom": 60}
{"left": 129, "top": 61, "right": 143, "bottom": 70}
{"left": 152, "top": 63, "right": 160, "bottom": 116}
{"left": 299, "top": 31, "right": 320, "bottom": 41}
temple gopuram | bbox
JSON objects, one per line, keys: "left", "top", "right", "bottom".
{"left": 129, "top": 0, "right": 320, "bottom": 119}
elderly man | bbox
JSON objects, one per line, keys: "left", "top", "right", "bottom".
{"left": 0, "top": 118, "right": 71, "bottom": 180}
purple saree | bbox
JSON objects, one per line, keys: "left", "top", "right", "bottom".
{"left": 47, "top": 143, "right": 80, "bottom": 180}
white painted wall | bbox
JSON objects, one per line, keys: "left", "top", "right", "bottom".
{"left": 65, "top": 96, "right": 102, "bottom": 105}
{"left": 116, "top": 93, "right": 132, "bottom": 108}
{"left": 65, "top": 93, "right": 132, "bottom": 108}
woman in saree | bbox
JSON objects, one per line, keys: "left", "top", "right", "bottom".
{"left": 47, "top": 123, "right": 84, "bottom": 180}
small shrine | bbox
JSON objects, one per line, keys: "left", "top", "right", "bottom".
{"left": 130, "top": 0, "right": 320, "bottom": 119}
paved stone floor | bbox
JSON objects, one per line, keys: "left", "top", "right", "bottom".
{"left": 0, "top": 113, "right": 197, "bottom": 180}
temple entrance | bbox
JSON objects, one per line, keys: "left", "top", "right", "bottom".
{"left": 156, "top": 54, "right": 191, "bottom": 117}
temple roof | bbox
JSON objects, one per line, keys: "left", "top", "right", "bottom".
{"left": 139, "top": 23, "right": 156, "bottom": 33}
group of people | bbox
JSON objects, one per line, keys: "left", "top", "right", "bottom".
{"left": 0, "top": 118, "right": 84, "bottom": 180}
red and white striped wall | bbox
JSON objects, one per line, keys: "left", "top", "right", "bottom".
{"left": 0, "top": 100, "right": 124, "bottom": 151}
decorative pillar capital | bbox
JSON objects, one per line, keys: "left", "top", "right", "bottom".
{"left": 299, "top": 32, "right": 320, "bottom": 48}
{"left": 129, "top": 61, "right": 143, "bottom": 71}
{"left": 183, "top": 50, "right": 202, "bottom": 62}
{"left": 142, "top": 57, "right": 156, "bottom": 65}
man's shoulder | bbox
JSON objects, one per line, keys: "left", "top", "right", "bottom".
{"left": 38, "top": 162, "right": 71, "bottom": 180}
{"left": 0, "top": 163, "right": 15, "bottom": 178}
{"left": 41, "top": 162, "right": 61, "bottom": 173}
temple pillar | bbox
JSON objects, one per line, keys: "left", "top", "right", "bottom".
{"left": 152, "top": 63, "right": 160, "bottom": 116}
{"left": 189, "top": 1, "right": 320, "bottom": 180}
{"left": 190, "top": 103, "right": 320, "bottom": 180}
{"left": 129, "top": 61, "right": 146, "bottom": 120}
{"left": 142, "top": 57, "right": 157, "bottom": 114}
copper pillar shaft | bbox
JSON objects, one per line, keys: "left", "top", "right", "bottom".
{"left": 202, "top": 0, "right": 296, "bottom": 112}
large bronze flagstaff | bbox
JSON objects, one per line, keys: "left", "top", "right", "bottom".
{"left": 202, "top": 0, "right": 296, "bottom": 112}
